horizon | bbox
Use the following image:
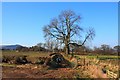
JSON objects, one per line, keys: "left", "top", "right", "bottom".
{"left": 0, "top": 43, "right": 118, "bottom": 49}
{"left": 2, "top": 2, "right": 118, "bottom": 48}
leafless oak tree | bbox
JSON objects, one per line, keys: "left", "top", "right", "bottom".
{"left": 43, "top": 10, "right": 95, "bottom": 54}
{"left": 81, "top": 27, "right": 95, "bottom": 46}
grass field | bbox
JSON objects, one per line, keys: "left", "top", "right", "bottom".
{"left": 2, "top": 50, "right": 49, "bottom": 57}
{"left": 2, "top": 50, "right": 119, "bottom": 59}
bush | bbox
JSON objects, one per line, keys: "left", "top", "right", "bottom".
{"left": 2, "top": 56, "right": 15, "bottom": 63}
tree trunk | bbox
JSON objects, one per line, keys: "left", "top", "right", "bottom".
{"left": 65, "top": 44, "right": 70, "bottom": 54}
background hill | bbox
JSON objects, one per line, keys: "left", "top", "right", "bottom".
{"left": 0, "top": 45, "right": 22, "bottom": 50}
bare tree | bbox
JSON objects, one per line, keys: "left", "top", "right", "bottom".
{"left": 81, "top": 27, "right": 95, "bottom": 46}
{"left": 43, "top": 10, "right": 95, "bottom": 54}
{"left": 45, "top": 38, "right": 54, "bottom": 51}
{"left": 36, "top": 43, "right": 43, "bottom": 47}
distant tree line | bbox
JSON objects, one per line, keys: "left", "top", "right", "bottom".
{"left": 14, "top": 42, "right": 64, "bottom": 52}
{"left": 16, "top": 46, "right": 47, "bottom": 52}
{"left": 69, "top": 43, "right": 119, "bottom": 55}
{"left": 93, "top": 45, "right": 120, "bottom": 55}
{"left": 1, "top": 43, "right": 119, "bottom": 55}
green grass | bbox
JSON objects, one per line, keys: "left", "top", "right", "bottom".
{"left": 97, "top": 56, "right": 119, "bottom": 60}
{"left": 74, "top": 55, "right": 120, "bottom": 60}
{"left": 0, "top": 63, "right": 17, "bottom": 67}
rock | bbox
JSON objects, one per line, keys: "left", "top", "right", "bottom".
{"left": 15, "top": 55, "right": 28, "bottom": 64}
{"left": 43, "top": 57, "right": 51, "bottom": 66}
{"left": 70, "top": 57, "right": 78, "bottom": 69}
{"left": 47, "top": 53, "right": 70, "bottom": 68}
{"left": 102, "top": 68, "right": 106, "bottom": 74}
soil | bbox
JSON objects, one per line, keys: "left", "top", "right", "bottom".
{"left": 2, "top": 64, "right": 77, "bottom": 79}
{"left": 2, "top": 63, "right": 108, "bottom": 79}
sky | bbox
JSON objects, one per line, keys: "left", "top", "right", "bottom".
{"left": 2, "top": 2, "right": 118, "bottom": 48}
{"left": 1, "top": 0, "right": 120, "bottom": 2}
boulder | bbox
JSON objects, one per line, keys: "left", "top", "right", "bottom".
{"left": 46, "top": 53, "right": 70, "bottom": 68}
{"left": 15, "top": 55, "right": 29, "bottom": 64}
